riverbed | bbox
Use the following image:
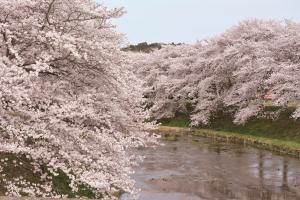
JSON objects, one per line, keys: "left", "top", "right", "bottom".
{"left": 122, "top": 135, "right": 300, "bottom": 200}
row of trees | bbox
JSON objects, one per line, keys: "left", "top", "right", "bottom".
{"left": 133, "top": 19, "right": 300, "bottom": 125}
{"left": 122, "top": 42, "right": 183, "bottom": 53}
{"left": 122, "top": 42, "right": 162, "bottom": 53}
{"left": 0, "top": 0, "right": 156, "bottom": 198}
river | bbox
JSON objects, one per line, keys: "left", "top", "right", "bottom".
{"left": 122, "top": 135, "right": 300, "bottom": 200}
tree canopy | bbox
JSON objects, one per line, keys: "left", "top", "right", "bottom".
{"left": 0, "top": 0, "right": 156, "bottom": 198}
{"left": 133, "top": 20, "right": 300, "bottom": 125}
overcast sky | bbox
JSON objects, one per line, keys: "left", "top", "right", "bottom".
{"left": 100, "top": 0, "right": 300, "bottom": 44}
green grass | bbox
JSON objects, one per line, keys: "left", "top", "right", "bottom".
{"left": 159, "top": 114, "right": 191, "bottom": 128}
{"left": 157, "top": 125, "right": 300, "bottom": 157}
{"left": 159, "top": 107, "right": 300, "bottom": 143}
{"left": 193, "top": 129, "right": 300, "bottom": 150}
{"left": 191, "top": 129, "right": 300, "bottom": 157}
{"left": 158, "top": 107, "right": 300, "bottom": 156}
{"left": 208, "top": 107, "right": 300, "bottom": 143}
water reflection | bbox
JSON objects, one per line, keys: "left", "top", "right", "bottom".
{"left": 123, "top": 136, "right": 300, "bottom": 200}
{"left": 282, "top": 158, "right": 288, "bottom": 188}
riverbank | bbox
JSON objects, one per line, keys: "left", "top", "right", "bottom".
{"left": 157, "top": 107, "right": 300, "bottom": 157}
{"left": 157, "top": 126, "right": 300, "bottom": 158}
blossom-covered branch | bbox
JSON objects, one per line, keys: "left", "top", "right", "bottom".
{"left": 0, "top": 0, "right": 156, "bottom": 198}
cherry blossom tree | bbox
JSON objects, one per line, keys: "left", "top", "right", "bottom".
{"left": 0, "top": 0, "right": 156, "bottom": 198}
{"left": 135, "top": 20, "right": 300, "bottom": 125}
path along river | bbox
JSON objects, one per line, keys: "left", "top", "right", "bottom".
{"left": 122, "top": 135, "right": 300, "bottom": 200}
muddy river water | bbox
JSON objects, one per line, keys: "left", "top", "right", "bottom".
{"left": 122, "top": 135, "right": 300, "bottom": 200}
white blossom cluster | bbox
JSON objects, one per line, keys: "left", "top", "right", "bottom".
{"left": 0, "top": 0, "right": 156, "bottom": 198}
{"left": 133, "top": 20, "right": 300, "bottom": 125}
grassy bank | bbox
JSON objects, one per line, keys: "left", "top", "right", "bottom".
{"left": 0, "top": 153, "right": 99, "bottom": 198}
{"left": 158, "top": 126, "right": 300, "bottom": 158}
{"left": 158, "top": 108, "right": 300, "bottom": 157}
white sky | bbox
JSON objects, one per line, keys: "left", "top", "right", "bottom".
{"left": 100, "top": 0, "right": 300, "bottom": 44}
